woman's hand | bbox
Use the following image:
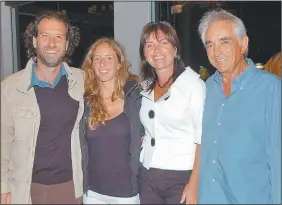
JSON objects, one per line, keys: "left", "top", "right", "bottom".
{"left": 180, "top": 181, "right": 197, "bottom": 204}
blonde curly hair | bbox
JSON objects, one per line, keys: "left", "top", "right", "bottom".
{"left": 264, "top": 52, "right": 281, "bottom": 77}
{"left": 82, "top": 38, "right": 138, "bottom": 130}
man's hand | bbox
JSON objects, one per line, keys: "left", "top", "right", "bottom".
{"left": 1, "top": 193, "right": 11, "bottom": 204}
{"left": 180, "top": 182, "right": 197, "bottom": 204}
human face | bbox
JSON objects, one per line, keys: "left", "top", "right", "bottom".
{"left": 33, "top": 18, "right": 68, "bottom": 67}
{"left": 204, "top": 20, "right": 248, "bottom": 77}
{"left": 143, "top": 31, "right": 177, "bottom": 73}
{"left": 92, "top": 43, "right": 120, "bottom": 83}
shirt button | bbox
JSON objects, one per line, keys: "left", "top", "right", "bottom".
{"left": 151, "top": 138, "right": 155, "bottom": 147}
{"left": 222, "top": 103, "right": 224, "bottom": 106}
{"left": 212, "top": 179, "right": 215, "bottom": 182}
{"left": 148, "top": 110, "right": 155, "bottom": 119}
{"left": 218, "top": 122, "right": 221, "bottom": 126}
{"left": 212, "top": 160, "right": 216, "bottom": 163}
{"left": 214, "top": 141, "right": 217, "bottom": 144}
{"left": 240, "top": 87, "right": 243, "bottom": 90}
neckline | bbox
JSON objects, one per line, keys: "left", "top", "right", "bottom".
{"left": 106, "top": 111, "right": 124, "bottom": 121}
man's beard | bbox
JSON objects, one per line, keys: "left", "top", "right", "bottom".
{"left": 37, "top": 50, "right": 66, "bottom": 67}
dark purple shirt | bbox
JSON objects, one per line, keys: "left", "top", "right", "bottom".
{"left": 87, "top": 112, "right": 133, "bottom": 197}
{"left": 32, "top": 76, "right": 79, "bottom": 184}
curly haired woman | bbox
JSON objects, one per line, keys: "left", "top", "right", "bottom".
{"left": 80, "top": 38, "right": 144, "bottom": 204}
{"left": 264, "top": 52, "right": 281, "bottom": 77}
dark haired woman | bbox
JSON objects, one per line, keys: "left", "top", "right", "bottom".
{"left": 138, "top": 21, "right": 206, "bottom": 204}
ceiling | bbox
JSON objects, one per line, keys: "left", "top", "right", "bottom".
{"left": 6, "top": 1, "right": 113, "bottom": 13}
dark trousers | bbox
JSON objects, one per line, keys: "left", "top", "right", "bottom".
{"left": 139, "top": 166, "right": 192, "bottom": 204}
{"left": 30, "top": 180, "right": 82, "bottom": 204}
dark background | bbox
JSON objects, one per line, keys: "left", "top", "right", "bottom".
{"left": 14, "top": 1, "right": 114, "bottom": 69}
{"left": 9, "top": 1, "right": 281, "bottom": 74}
{"left": 156, "top": 1, "right": 281, "bottom": 74}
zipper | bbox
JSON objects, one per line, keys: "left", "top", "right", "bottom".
{"left": 82, "top": 103, "right": 90, "bottom": 193}
{"left": 124, "top": 82, "right": 138, "bottom": 156}
{"left": 124, "top": 103, "right": 133, "bottom": 156}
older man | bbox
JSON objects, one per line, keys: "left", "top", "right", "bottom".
{"left": 198, "top": 9, "right": 281, "bottom": 204}
{"left": 1, "top": 11, "right": 84, "bottom": 204}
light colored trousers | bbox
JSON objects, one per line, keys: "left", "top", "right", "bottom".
{"left": 83, "top": 190, "right": 140, "bottom": 204}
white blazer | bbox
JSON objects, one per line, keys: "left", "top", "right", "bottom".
{"left": 139, "top": 67, "right": 206, "bottom": 170}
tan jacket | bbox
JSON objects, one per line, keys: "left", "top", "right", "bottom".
{"left": 1, "top": 59, "right": 85, "bottom": 204}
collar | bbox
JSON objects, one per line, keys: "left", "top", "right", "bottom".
{"left": 16, "top": 58, "right": 78, "bottom": 94}
{"left": 140, "top": 66, "right": 200, "bottom": 99}
{"left": 29, "top": 62, "right": 67, "bottom": 89}
{"left": 124, "top": 79, "right": 139, "bottom": 96}
{"left": 212, "top": 58, "right": 257, "bottom": 92}
{"left": 213, "top": 58, "right": 256, "bottom": 82}
{"left": 171, "top": 66, "right": 200, "bottom": 90}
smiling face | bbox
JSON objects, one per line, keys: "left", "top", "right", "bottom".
{"left": 33, "top": 18, "right": 68, "bottom": 67}
{"left": 143, "top": 30, "right": 177, "bottom": 73}
{"left": 204, "top": 20, "right": 248, "bottom": 76}
{"left": 92, "top": 42, "right": 120, "bottom": 83}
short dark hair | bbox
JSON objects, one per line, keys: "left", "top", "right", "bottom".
{"left": 139, "top": 21, "right": 185, "bottom": 91}
{"left": 23, "top": 10, "right": 80, "bottom": 64}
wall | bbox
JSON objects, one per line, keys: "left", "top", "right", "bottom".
{"left": 1, "top": 2, "right": 14, "bottom": 80}
{"left": 114, "top": 1, "right": 152, "bottom": 77}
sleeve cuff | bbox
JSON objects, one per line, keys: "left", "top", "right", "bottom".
{"left": 1, "top": 182, "right": 11, "bottom": 194}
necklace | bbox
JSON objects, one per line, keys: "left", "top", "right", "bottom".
{"left": 157, "top": 75, "right": 173, "bottom": 88}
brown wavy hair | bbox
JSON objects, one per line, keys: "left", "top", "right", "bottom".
{"left": 139, "top": 21, "right": 185, "bottom": 91}
{"left": 23, "top": 10, "right": 80, "bottom": 64}
{"left": 264, "top": 52, "right": 281, "bottom": 77}
{"left": 82, "top": 38, "right": 139, "bottom": 130}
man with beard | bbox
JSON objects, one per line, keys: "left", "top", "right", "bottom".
{"left": 1, "top": 11, "right": 84, "bottom": 204}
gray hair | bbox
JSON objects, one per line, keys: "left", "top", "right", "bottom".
{"left": 198, "top": 9, "right": 248, "bottom": 57}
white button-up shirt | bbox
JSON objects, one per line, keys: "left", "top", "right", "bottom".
{"left": 140, "top": 67, "right": 206, "bottom": 170}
